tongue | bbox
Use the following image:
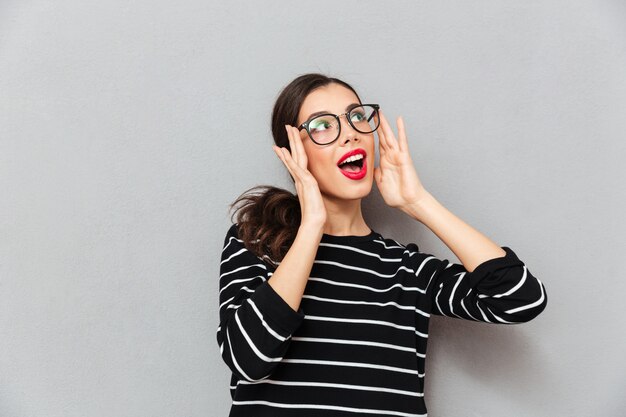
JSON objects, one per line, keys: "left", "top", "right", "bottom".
{"left": 340, "top": 163, "right": 361, "bottom": 172}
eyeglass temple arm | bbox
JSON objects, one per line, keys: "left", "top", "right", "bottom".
{"left": 367, "top": 104, "right": 380, "bottom": 122}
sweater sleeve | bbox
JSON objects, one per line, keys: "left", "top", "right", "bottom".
{"left": 410, "top": 245, "right": 547, "bottom": 324}
{"left": 216, "top": 224, "right": 305, "bottom": 381}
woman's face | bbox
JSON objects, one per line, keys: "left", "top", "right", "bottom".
{"left": 296, "top": 83, "right": 376, "bottom": 202}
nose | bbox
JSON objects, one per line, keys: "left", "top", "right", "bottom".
{"left": 338, "top": 114, "right": 360, "bottom": 144}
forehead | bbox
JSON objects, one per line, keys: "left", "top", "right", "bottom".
{"left": 298, "top": 83, "right": 360, "bottom": 123}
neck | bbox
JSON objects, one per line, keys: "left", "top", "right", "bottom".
{"left": 321, "top": 195, "right": 370, "bottom": 236}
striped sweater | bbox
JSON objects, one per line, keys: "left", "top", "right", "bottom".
{"left": 216, "top": 223, "right": 547, "bottom": 417}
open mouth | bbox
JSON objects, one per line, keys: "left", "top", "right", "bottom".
{"left": 337, "top": 154, "right": 365, "bottom": 173}
{"left": 336, "top": 150, "right": 367, "bottom": 180}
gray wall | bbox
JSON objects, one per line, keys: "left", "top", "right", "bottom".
{"left": 2, "top": 1, "right": 625, "bottom": 416}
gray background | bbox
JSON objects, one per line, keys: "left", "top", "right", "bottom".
{"left": 2, "top": 1, "right": 625, "bottom": 416}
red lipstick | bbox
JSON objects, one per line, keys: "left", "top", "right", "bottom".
{"left": 337, "top": 148, "right": 367, "bottom": 165}
{"left": 337, "top": 148, "right": 367, "bottom": 181}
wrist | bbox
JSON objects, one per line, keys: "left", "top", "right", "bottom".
{"left": 401, "top": 191, "right": 438, "bottom": 222}
{"left": 298, "top": 222, "right": 325, "bottom": 238}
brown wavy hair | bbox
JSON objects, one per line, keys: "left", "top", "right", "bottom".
{"left": 229, "top": 73, "right": 363, "bottom": 265}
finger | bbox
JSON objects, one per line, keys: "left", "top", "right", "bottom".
{"left": 380, "top": 109, "right": 395, "bottom": 151}
{"left": 273, "top": 144, "right": 289, "bottom": 169}
{"left": 376, "top": 112, "right": 389, "bottom": 153}
{"left": 280, "top": 146, "right": 306, "bottom": 179}
{"left": 397, "top": 116, "right": 409, "bottom": 153}
{"left": 379, "top": 110, "right": 399, "bottom": 151}
{"left": 274, "top": 145, "right": 296, "bottom": 178}
{"left": 285, "top": 125, "right": 300, "bottom": 166}
{"left": 290, "top": 125, "right": 308, "bottom": 169}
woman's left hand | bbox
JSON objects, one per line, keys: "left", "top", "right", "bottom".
{"left": 374, "top": 110, "right": 430, "bottom": 212}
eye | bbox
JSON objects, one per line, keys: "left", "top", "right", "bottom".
{"left": 350, "top": 109, "right": 366, "bottom": 122}
{"left": 309, "top": 116, "right": 335, "bottom": 132}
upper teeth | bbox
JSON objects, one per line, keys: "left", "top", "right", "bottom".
{"left": 340, "top": 154, "right": 364, "bottom": 164}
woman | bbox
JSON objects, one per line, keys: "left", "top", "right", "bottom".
{"left": 217, "top": 73, "right": 547, "bottom": 417}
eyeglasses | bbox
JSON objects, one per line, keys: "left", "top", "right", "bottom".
{"left": 298, "top": 104, "right": 380, "bottom": 145}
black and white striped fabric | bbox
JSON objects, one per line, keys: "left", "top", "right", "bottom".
{"left": 217, "top": 223, "right": 547, "bottom": 417}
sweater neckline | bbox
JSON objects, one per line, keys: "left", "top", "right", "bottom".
{"left": 320, "top": 228, "right": 379, "bottom": 244}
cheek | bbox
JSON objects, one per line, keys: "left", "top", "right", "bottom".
{"left": 308, "top": 156, "right": 334, "bottom": 181}
{"left": 303, "top": 144, "right": 331, "bottom": 171}
{"left": 303, "top": 149, "right": 337, "bottom": 188}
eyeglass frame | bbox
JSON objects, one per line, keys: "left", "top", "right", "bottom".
{"left": 297, "top": 103, "right": 381, "bottom": 146}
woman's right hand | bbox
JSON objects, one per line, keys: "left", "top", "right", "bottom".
{"left": 273, "top": 125, "right": 327, "bottom": 229}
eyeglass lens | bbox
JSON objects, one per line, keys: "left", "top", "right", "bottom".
{"left": 308, "top": 105, "right": 379, "bottom": 145}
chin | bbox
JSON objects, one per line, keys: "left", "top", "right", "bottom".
{"left": 325, "top": 179, "right": 374, "bottom": 201}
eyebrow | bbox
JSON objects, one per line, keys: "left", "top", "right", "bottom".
{"left": 303, "top": 103, "right": 361, "bottom": 124}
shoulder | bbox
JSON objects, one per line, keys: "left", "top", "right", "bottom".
{"left": 221, "top": 223, "right": 278, "bottom": 269}
{"left": 367, "top": 232, "right": 423, "bottom": 264}
{"left": 222, "top": 223, "right": 243, "bottom": 247}
{"left": 371, "top": 231, "right": 419, "bottom": 252}
{"left": 226, "top": 222, "right": 240, "bottom": 238}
